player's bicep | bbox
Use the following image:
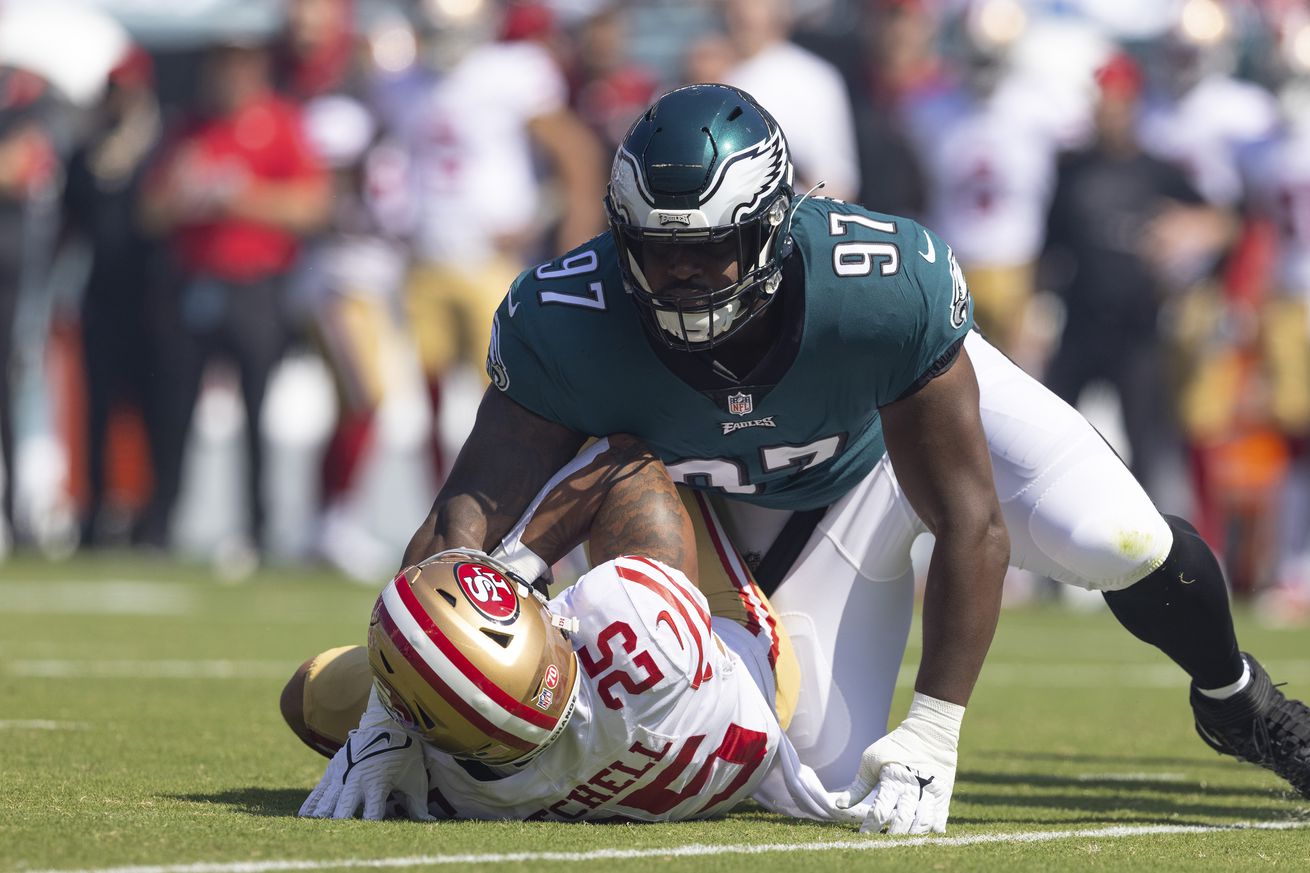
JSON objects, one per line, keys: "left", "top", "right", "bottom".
{"left": 403, "top": 387, "right": 585, "bottom": 566}
{"left": 880, "top": 346, "right": 997, "bottom": 535}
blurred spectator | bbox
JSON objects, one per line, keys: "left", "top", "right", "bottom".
{"left": 1138, "top": 0, "right": 1278, "bottom": 210}
{"left": 569, "top": 4, "right": 659, "bottom": 155}
{"left": 850, "top": 0, "right": 935, "bottom": 217}
{"left": 1240, "top": 64, "right": 1310, "bottom": 611}
{"left": 139, "top": 34, "right": 329, "bottom": 559}
{"left": 1137, "top": 2, "right": 1280, "bottom": 571}
{"left": 682, "top": 33, "right": 735, "bottom": 86}
{"left": 1041, "top": 52, "right": 1233, "bottom": 499}
{"left": 381, "top": 0, "right": 603, "bottom": 480}
{"left": 62, "top": 46, "right": 167, "bottom": 548}
{"left": 0, "top": 66, "right": 58, "bottom": 557}
{"left": 276, "top": 0, "right": 358, "bottom": 101}
{"left": 719, "top": 0, "right": 860, "bottom": 200}
{"left": 904, "top": 4, "right": 1061, "bottom": 362}
{"left": 279, "top": 0, "right": 414, "bottom": 577}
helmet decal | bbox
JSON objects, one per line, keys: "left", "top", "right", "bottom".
{"left": 702, "top": 127, "right": 789, "bottom": 224}
{"left": 610, "top": 126, "right": 790, "bottom": 229}
{"left": 455, "top": 562, "right": 520, "bottom": 624}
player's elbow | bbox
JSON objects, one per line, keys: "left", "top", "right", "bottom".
{"left": 938, "top": 503, "right": 1010, "bottom": 571}
{"left": 981, "top": 511, "right": 1011, "bottom": 572}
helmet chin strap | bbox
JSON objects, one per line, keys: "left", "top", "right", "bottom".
{"left": 784, "top": 181, "right": 826, "bottom": 243}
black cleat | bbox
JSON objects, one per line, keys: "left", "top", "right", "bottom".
{"left": 1190, "top": 653, "right": 1310, "bottom": 798}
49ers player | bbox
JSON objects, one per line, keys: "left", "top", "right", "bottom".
{"left": 285, "top": 437, "right": 867, "bottom": 825}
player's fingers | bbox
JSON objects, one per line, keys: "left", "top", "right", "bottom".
{"left": 304, "top": 780, "right": 340, "bottom": 819}
{"left": 909, "top": 794, "right": 936, "bottom": 835}
{"left": 887, "top": 796, "right": 917, "bottom": 835}
{"left": 861, "top": 783, "right": 899, "bottom": 834}
{"left": 835, "top": 773, "right": 876, "bottom": 810}
{"left": 362, "top": 788, "right": 386, "bottom": 821}
{"left": 332, "top": 784, "right": 363, "bottom": 819}
{"left": 299, "top": 783, "right": 326, "bottom": 817}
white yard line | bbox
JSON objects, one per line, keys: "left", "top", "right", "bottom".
{"left": 1075, "top": 772, "right": 1190, "bottom": 782}
{"left": 4, "top": 660, "right": 294, "bottom": 679}
{"left": 0, "top": 720, "right": 89, "bottom": 731}
{"left": 0, "top": 581, "right": 198, "bottom": 616}
{"left": 20, "top": 820, "right": 1310, "bottom": 873}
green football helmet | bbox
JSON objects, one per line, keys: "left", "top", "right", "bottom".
{"left": 605, "top": 84, "right": 795, "bottom": 350}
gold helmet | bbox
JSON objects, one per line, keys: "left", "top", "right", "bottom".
{"left": 367, "top": 549, "right": 579, "bottom": 765}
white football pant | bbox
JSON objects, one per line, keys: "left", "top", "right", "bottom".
{"left": 711, "top": 331, "right": 1174, "bottom": 786}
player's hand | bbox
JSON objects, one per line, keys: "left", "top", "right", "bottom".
{"left": 833, "top": 693, "right": 964, "bottom": 835}
{"left": 298, "top": 725, "right": 433, "bottom": 820}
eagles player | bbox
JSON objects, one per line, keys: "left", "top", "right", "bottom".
{"left": 404, "top": 84, "right": 1310, "bottom": 831}
{"left": 287, "top": 437, "right": 864, "bottom": 824}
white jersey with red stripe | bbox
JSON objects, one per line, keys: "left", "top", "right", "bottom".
{"left": 417, "top": 556, "right": 837, "bottom": 822}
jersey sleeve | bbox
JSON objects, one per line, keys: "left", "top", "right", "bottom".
{"left": 484, "top": 269, "right": 574, "bottom": 426}
{"left": 881, "top": 221, "right": 973, "bottom": 403}
{"left": 554, "top": 557, "right": 714, "bottom": 701}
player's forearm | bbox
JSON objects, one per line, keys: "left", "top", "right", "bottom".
{"left": 402, "top": 388, "right": 586, "bottom": 569}
{"left": 587, "top": 456, "right": 697, "bottom": 582}
{"left": 403, "top": 493, "right": 491, "bottom": 567}
{"left": 915, "top": 515, "right": 1008, "bottom": 706}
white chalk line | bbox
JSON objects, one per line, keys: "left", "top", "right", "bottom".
{"left": 0, "top": 581, "right": 199, "bottom": 616}
{"left": 0, "top": 719, "right": 89, "bottom": 731}
{"left": 18, "top": 820, "right": 1310, "bottom": 873}
{"left": 4, "top": 660, "right": 295, "bottom": 679}
{"left": 1076, "top": 772, "right": 1190, "bottom": 783}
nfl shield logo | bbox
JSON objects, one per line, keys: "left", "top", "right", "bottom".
{"left": 727, "top": 392, "right": 754, "bottom": 416}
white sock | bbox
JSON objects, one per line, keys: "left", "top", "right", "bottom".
{"left": 1198, "top": 659, "right": 1252, "bottom": 700}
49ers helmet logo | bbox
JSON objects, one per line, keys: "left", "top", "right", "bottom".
{"left": 455, "top": 562, "right": 520, "bottom": 624}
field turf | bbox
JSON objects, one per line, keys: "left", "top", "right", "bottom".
{"left": 2, "top": 554, "right": 1308, "bottom": 872}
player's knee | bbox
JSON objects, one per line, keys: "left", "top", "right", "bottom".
{"left": 1075, "top": 509, "right": 1174, "bottom": 592}
{"left": 1027, "top": 460, "right": 1174, "bottom": 592}
{"left": 280, "top": 657, "right": 333, "bottom": 757}
{"left": 281, "top": 646, "right": 373, "bottom": 759}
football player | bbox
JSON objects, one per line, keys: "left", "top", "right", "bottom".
{"left": 287, "top": 437, "right": 867, "bottom": 824}
{"left": 402, "top": 84, "right": 1310, "bottom": 832}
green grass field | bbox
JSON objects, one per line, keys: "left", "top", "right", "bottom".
{"left": 3, "top": 554, "right": 1308, "bottom": 873}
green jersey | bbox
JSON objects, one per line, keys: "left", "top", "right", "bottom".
{"left": 486, "top": 197, "right": 972, "bottom": 511}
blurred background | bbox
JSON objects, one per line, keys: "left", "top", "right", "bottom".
{"left": 1, "top": 0, "right": 1308, "bottom": 623}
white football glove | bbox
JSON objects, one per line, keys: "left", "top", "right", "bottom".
{"left": 834, "top": 693, "right": 964, "bottom": 835}
{"left": 299, "top": 689, "right": 433, "bottom": 821}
